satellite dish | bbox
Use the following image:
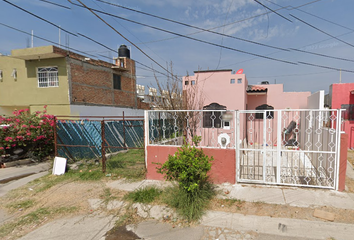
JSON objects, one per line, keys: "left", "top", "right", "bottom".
{"left": 236, "top": 69, "right": 243, "bottom": 74}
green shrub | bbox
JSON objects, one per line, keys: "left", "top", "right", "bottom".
{"left": 156, "top": 141, "right": 213, "bottom": 192}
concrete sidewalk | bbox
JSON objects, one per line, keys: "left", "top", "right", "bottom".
{"left": 2, "top": 162, "right": 354, "bottom": 240}
{"left": 107, "top": 178, "right": 354, "bottom": 210}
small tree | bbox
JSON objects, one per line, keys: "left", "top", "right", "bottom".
{"left": 0, "top": 106, "right": 55, "bottom": 160}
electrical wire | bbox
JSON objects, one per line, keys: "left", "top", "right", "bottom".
{"left": 39, "top": 0, "right": 71, "bottom": 9}
{"left": 290, "top": 14, "right": 354, "bottom": 48}
{"left": 71, "top": 0, "right": 172, "bottom": 76}
{"left": 95, "top": 0, "right": 289, "bottom": 52}
{"left": 253, "top": 0, "right": 292, "bottom": 22}
{"left": 0, "top": 22, "right": 95, "bottom": 58}
{"left": 2, "top": 0, "right": 77, "bottom": 37}
{"left": 298, "top": 61, "right": 354, "bottom": 73}
{"left": 69, "top": 1, "right": 297, "bottom": 65}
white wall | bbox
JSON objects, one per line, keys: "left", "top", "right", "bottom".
{"left": 70, "top": 105, "right": 144, "bottom": 118}
{"left": 307, "top": 90, "right": 324, "bottom": 109}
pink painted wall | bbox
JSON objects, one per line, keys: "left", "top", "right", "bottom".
{"left": 330, "top": 83, "right": 354, "bottom": 149}
{"left": 247, "top": 84, "right": 311, "bottom": 110}
{"left": 146, "top": 145, "right": 236, "bottom": 184}
{"left": 183, "top": 70, "right": 248, "bottom": 110}
{"left": 338, "top": 133, "right": 348, "bottom": 191}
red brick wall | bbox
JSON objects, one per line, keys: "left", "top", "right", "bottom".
{"left": 69, "top": 58, "right": 137, "bottom": 108}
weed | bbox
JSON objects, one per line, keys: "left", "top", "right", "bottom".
{"left": 6, "top": 199, "right": 35, "bottom": 212}
{"left": 163, "top": 183, "right": 216, "bottom": 222}
{"left": 0, "top": 206, "right": 79, "bottom": 238}
{"left": 124, "top": 186, "right": 162, "bottom": 204}
{"left": 101, "top": 188, "right": 116, "bottom": 205}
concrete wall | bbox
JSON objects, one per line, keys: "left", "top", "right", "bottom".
{"left": 146, "top": 145, "right": 236, "bottom": 184}
{"left": 183, "top": 70, "right": 248, "bottom": 110}
{"left": 308, "top": 90, "right": 324, "bottom": 109}
{"left": 330, "top": 83, "right": 354, "bottom": 148}
{"left": 247, "top": 84, "right": 311, "bottom": 110}
{"left": 0, "top": 55, "right": 70, "bottom": 108}
{"left": 70, "top": 105, "right": 144, "bottom": 117}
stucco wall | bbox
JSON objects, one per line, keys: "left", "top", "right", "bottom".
{"left": 70, "top": 105, "right": 144, "bottom": 117}
{"left": 183, "top": 70, "right": 248, "bottom": 110}
{"left": 330, "top": 83, "right": 354, "bottom": 148}
{"left": 0, "top": 56, "right": 69, "bottom": 107}
{"left": 247, "top": 84, "right": 311, "bottom": 110}
{"left": 146, "top": 145, "right": 236, "bottom": 184}
{"left": 308, "top": 90, "right": 324, "bottom": 109}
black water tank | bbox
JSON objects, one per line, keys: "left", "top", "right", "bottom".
{"left": 261, "top": 81, "right": 269, "bottom": 85}
{"left": 118, "top": 45, "right": 130, "bottom": 58}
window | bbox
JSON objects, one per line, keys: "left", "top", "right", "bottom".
{"left": 185, "top": 81, "right": 189, "bottom": 85}
{"left": 223, "top": 121, "right": 230, "bottom": 129}
{"left": 230, "top": 79, "right": 235, "bottom": 84}
{"left": 202, "top": 102, "right": 226, "bottom": 128}
{"left": 37, "top": 67, "right": 58, "bottom": 87}
{"left": 237, "top": 78, "right": 242, "bottom": 84}
{"left": 113, "top": 74, "right": 121, "bottom": 90}
{"left": 255, "top": 104, "right": 274, "bottom": 119}
{"left": 342, "top": 104, "right": 354, "bottom": 120}
{"left": 191, "top": 80, "right": 195, "bottom": 85}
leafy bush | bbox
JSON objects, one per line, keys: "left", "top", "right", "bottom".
{"left": 0, "top": 106, "right": 55, "bottom": 160}
{"left": 156, "top": 141, "right": 213, "bottom": 192}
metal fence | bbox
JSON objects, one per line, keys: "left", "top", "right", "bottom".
{"left": 146, "top": 109, "right": 344, "bottom": 189}
{"left": 54, "top": 114, "right": 144, "bottom": 172}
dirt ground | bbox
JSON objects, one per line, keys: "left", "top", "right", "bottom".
{"left": 2, "top": 152, "right": 354, "bottom": 239}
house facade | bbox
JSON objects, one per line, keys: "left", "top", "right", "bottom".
{"left": 183, "top": 69, "right": 311, "bottom": 111}
{"left": 326, "top": 83, "right": 354, "bottom": 148}
{"left": 0, "top": 45, "right": 143, "bottom": 117}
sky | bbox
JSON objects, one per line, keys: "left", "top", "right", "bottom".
{"left": 0, "top": 0, "right": 353, "bottom": 94}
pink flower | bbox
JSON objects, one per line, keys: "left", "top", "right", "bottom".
{"left": 5, "top": 137, "right": 13, "bottom": 141}
{"left": 22, "top": 124, "right": 28, "bottom": 128}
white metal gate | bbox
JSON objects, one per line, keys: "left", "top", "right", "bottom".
{"left": 146, "top": 109, "right": 343, "bottom": 190}
{"left": 236, "top": 109, "right": 343, "bottom": 189}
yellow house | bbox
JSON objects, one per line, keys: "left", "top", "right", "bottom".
{"left": 0, "top": 45, "right": 140, "bottom": 117}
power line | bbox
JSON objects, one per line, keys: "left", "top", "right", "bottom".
{"left": 70, "top": 1, "right": 297, "bottom": 65}
{"left": 2, "top": 0, "right": 77, "bottom": 37}
{"left": 298, "top": 61, "right": 354, "bottom": 73}
{"left": 0, "top": 22, "right": 96, "bottom": 58}
{"left": 290, "top": 14, "right": 354, "bottom": 48}
{"left": 290, "top": 48, "right": 354, "bottom": 63}
{"left": 253, "top": 0, "right": 292, "bottom": 22}
{"left": 89, "top": 0, "right": 167, "bottom": 63}
{"left": 95, "top": 0, "right": 289, "bottom": 52}
{"left": 71, "top": 0, "right": 172, "bottom": 76}
{"left": 39, "top": 0, "right": 71, "bottom": 9}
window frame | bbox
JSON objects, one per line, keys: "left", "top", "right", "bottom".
{"left": 113, "top": 74, "right": 121, "bottom": 90}
{"left": 255, "top": 104, "right": 274, "bottom": 119}
{"left": 237, "top": 78, "right": 242, "bottom": 84}
{"left": 230, "top": 79, "right": 235, "bottom": 84}
{"left": 37, "top": 66, "right": 59, "bottom": 88}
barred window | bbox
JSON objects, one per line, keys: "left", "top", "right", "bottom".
{"left": 37, "top": 67, "right": 58, "bottom": 88}
{"left": 342, "top": 104, "right": 354, "bottom": 120}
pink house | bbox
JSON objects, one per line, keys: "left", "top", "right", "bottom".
{"left": 326, "top": 83, "right": 354, "bottom": 149}
{"left": 183, "top": 69, "right": 310, "bottom": 111}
